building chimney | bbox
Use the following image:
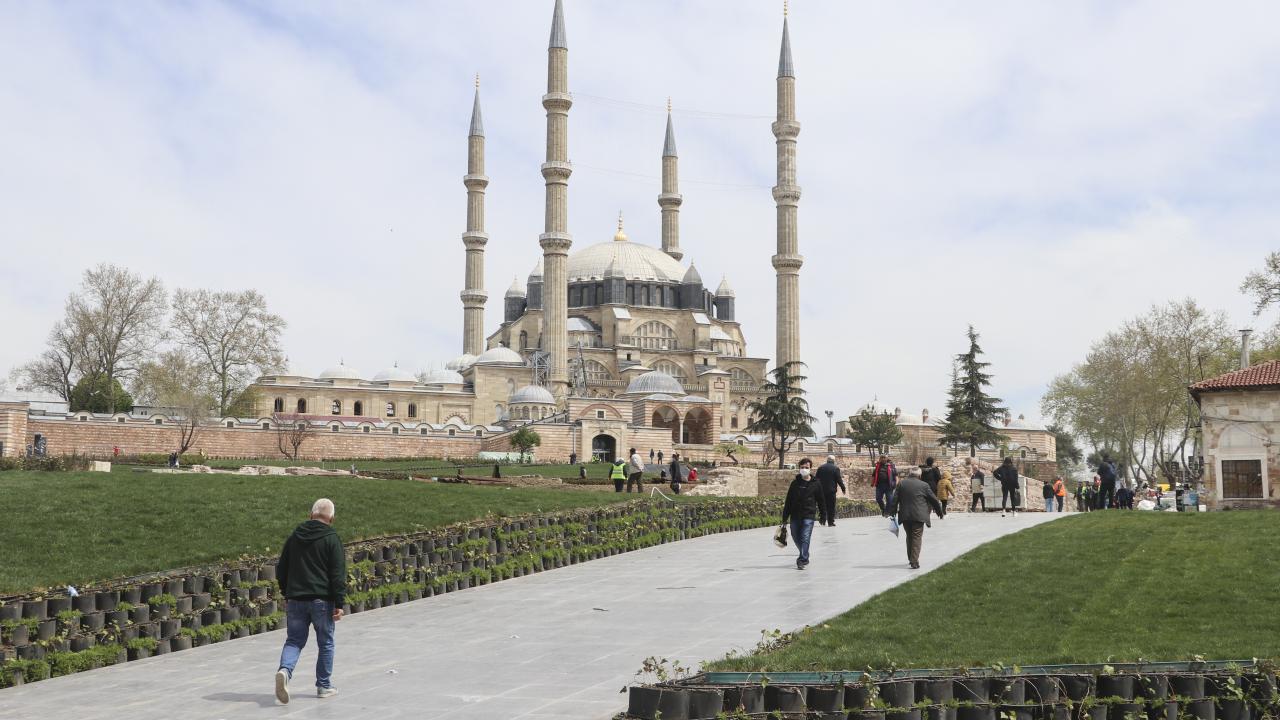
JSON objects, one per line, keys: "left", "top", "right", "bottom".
{"left": 1240, "top": 329, "right": 1253, "bottom": 370}
{"left": 921, "top": 408, "right": 929, "bottom": 423}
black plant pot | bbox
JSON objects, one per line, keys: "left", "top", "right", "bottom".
{"left": 919, "top": 679, "right": 956, "bottom": 704}
{"left": 1148, "top": 701, "right": 1178, "bottom": 720}
{"left": 45, "top": 597, "right": 71, "bottom": 615}
{"left": 22, "top": 598, "right": 47, "bottom": 620}
{"left": 153, "top": 637, "right": 171, "bottom": 655}
{"left": 80, "top": 612, "right": 105, "bottom": 633}
{"left": 724, "top": 685, "right": 765, "bottom": 714}
{"left": 4, "top": 623, "right": 29, "bottom": 646}
{"left": 0, "top": 604, "right": 20, "bottom": 622}
{"left": 171, "top": 636, "right": 192, "bottom": 651}
{"left": 955, "top": 678, "right": 992, "bottom": 703}
{"left": 127, "top": 646, "right": 151, "bottom": 661}
{"left": 95, "top": 591, "right": 119, "bottom": 612}
{"left": 241, "top": 567, "right": 259, "bottom": 583}
{"left": 160, "top": 619, "right": 182, "bottom": 638}
{"left": 175, "top": 596, "right": 193, "bottom": 615}
{"left": 16, "top": 644, "right": 45, "bottom": 660}
{"left": 132, "top": 585, "right": 154, "bottom": 603}
{"left": 993, "top": 679, "right": 1027, "bottom": 705}
{"left": 130, "top": 605, "right": 150, "bottom": 624}
{"left": 190, "top": 593, "right": 211, "bottom": 611}
{"left": 686, "top": 688, "right": 724, "bottom": 718}
{"left": 846, "top": 684, "right": 873, "bottom": 709}
{"left": 164, "top": 578, "right": 184, "bottom": 596}
{"left": 806, "top": 685, "right": 844, "bottom": 711}
{"left": 628, "top": 686, "right": 689, "bottom": 720}
{"left": 233, "top": 626, "right": 250, "bottom": 639}
{"left": 1140, "top": 676, "right": 1170, "bottom": 700}
{"left": 881, "top": 681, "right": 917, "bottom": 708}
{"left": 71, "top": 594, "right": 96, "bottom": 614}
{"left": 888, "top": 709, "right": 923, "bottom": 720}
{"left": 927, "top": 706, "right": 959, "bottom": 720}
{"left": 1215, "top": 700, "right": 1249, "bottom": 720}
{"left": 1026, "top": 676, "right": 1060, "bottom": 704}
{"left": 1098, "top": 676, "right": 1137, "bottom": 701}
{"left": 201, "top": 609, "right": 221, "bottom": 627}
{"left": 1108, "top": 701, "right": 1144, "bottom": 720}
{"left": 151, "top": 604, "right": 170, "bottom": 620}
{"left": 765, "top": 685, "right": 807, "bottom": 712}
{"left": 37, "top": 620, "right": 56, "bottom": 642}
{"left": 1242, "top": 674, "right": 1276, "bottom": 702}
{"left": 998, "top": 705, "right": 1033, "bottom": 720}
{"left": 106, "top": 610, "right": 129, "bottom": 628}
{"left": 1061, "top": 676, "right": 1096, "bottom": 702}
{"left": 221, "top": 607, "right": 240, "bottom": 623}
{"left": 70, "top": 635, "right": 96, "bottom": 652}
{"left": 854, "top": 712, "right": 889, "bottom": 720}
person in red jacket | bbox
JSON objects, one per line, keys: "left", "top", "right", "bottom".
{"left": 870, "top": 454, "right": 898, "bottom": 517}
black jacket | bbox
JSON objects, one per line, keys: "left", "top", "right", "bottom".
{"left": 782, "top": 476, "right": 828, "bottom": 524}
{"left": 1042, "top": 482, "right": 1055, "bottom": 499}
{"left": 815, "top": 461, "right": 846, "bottom": 493}
{"left": 1097, "top": 462, "right": 1117, "bottom": 486}
{"left": 888, "top": 476, "right": 944, "bottom": 525}
{"left": 920, "top": 465, "right": 941, "bottom": 493}
{"left": 994, "top": 463, "right": 1019, "bottom": 489}
{"left": 277, "top": 519, "right": 347, "bottom": 606}
{"left": 668, "top": 459, "right": 683, "bottom": 483}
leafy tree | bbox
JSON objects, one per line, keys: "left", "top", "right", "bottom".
{"left": 843, "top": 407, "right": 903, "bottom": 460}
{"left": 510, "top": 426, "right": 541, "bottom": 462}
{"left": 1241, "top": 251, "right": 1280, "bottom": 316}
{"left": 745, "top": 361, "right": 815, "bottom": 469}
{"left": 716, "top": 441, "right": 747, "bottom": 466}
{"left": 171, "top": 288, "right": 286, "bottom": 416}
{"left": 67, "top": 264, "right": 168, "bottom": 413}
{"left": 69, "top": 375, "right": 133, "bottom": 414}
{"left": 936, "top": 326, "right": 1008, "bottom": 456}
{"left": 1047, "top": 423, "right": 1084, "bottom": 478}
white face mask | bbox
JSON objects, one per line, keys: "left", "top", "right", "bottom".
{"left": 800, "top": 468, "right": 811, "bottom": 478}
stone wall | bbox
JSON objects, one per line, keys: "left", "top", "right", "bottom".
{"left": 0, "top": 403, "right": 28, "bottom": 458}
{"left": 21, "top": 413, "right": 482, "bottom": 460}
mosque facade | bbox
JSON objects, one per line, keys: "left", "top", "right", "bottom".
{"left": 249, "top": 0, "right": 803, "bottom": 461}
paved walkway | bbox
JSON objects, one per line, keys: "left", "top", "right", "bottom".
{"left": 0, "top": 512, "right": 1062, "bottom": 719}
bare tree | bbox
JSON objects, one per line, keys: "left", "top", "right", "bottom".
{"left": 67, "top": 264, "right": 167, "bottom": 413}
{"left": 273, "top": 413, "right": 312, "bottom": 460}
{"left": 17, "top": 321, "right": 83, "bottom": 401}
{"left": 1241, "top": 251, "right": 1280, "bottom": 315}
{"left": 135, "top": 350, "right": 212, "bottom": 455}
{"left": 171, "top": 289, "right": 286, "bottom": 416}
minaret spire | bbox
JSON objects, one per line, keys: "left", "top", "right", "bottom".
{"left": 659, "top": 98, "right": 683, "bottom": 261}
{"left": 540, "top": 0, "right": 572, "bottom": 394}
{"left": 460, "top": 75, "right": 489, "bottom": 356}
{"left": 772, "top": 5, "right": 803, "bottom": 378}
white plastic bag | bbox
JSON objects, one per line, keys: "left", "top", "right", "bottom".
{"left": 888, "top": 517, "right": 900, "bottom": 537}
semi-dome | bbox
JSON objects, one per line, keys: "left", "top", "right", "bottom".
{"left": 372, "top": 365, "right": 416, "bottom": 382}
{"left": 715, "top": 276, "right": 735, "bottom": 297}
{"left": 567, "top": 237, "right": 687, "bottom": 283}
{"left": 475, "top": 346, "right": 525, "bottom": 365}
{"left": 625, "top": 370, "right": 685, "bottom": 396}
{"left": 445, "top": 354, "right": 477, "bottom": 371}
{"left": 319, "top": 363, "right": 363, "bottom": 381}
{"left": 510, "top": 385, "right": 556, "bottom": 405}
{"left": 505, "top": 277, "right": 526, "bottom": 298}
{"left": 421, "top": 368, "right": 465, "bottom": 385}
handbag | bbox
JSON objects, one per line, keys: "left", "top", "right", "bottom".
{"left": 773, "top": 525, "right": 788, "bottom": 548}
{"left": 888, "top": 516, "right": 900, "bottom": 537}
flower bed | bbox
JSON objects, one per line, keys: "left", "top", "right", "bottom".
{"left": 0, "top": 497, "right": 876, "bottom": 689}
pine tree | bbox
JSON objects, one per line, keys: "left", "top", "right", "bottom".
{"left": 746, "top": 361, "right": 816, "bottom": 468}
{"left": 936, "top": 326, "right": 1008, "bottom": 456}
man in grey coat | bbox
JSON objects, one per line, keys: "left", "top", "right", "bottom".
{"left": 887, "top": 467, "right": 945, "bottom": 570}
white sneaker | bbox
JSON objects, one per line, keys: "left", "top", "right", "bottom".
{"left": 317, "top": 686, "right": 339, "bottom": 699}
{"left": 1001, "top": 512, "right": 1006, "bottom": 517}
{"left": 274, "top": 669, "right": 290, "bottom": 704}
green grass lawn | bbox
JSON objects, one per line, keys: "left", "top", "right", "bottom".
{"left": 0, "top": 470, "right": 649, "bottom": 594}
{"left": 710, "top": 512, "right": 1280, "bottom": 670}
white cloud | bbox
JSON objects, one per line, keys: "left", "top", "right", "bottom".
{"left": 1, "top": 1, "right": 1276, "bottom": 428}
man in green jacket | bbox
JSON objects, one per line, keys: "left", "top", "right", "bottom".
{"left": 274, "top": 498, "right": 346, "bottom": 704}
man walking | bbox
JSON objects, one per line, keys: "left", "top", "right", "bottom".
{"left": 781, "top": 458, "right": 827, "bottom": 570}
{"left": 627, "top": 447, "right": 645, "bottom": 493}
{"left": 275, "top": 498, "right": 346, "bottom": 704}
{"left": 668, "top": 452, "right": 683, "bottom": 494}
{"left": 1042, "top": 479, "right": 1055, "bottom": 513}
{"left": 888, "top": 467, "right": 944, "bottom": 569}
{"left": 815, "top": 455, "right": 846, "bottom": 526}
{"left": 969, "top": 464, "right": 987, "bottom": 512}
{"left": 920, "top": 457, "right": 941, "bottom": 495}
{"left": 870, "top": 454, "right": 897, "bottom": 517}
{"left": 994, "top": 457, "right": 1020, "bottom": 517}
{"left": 1096, "top": 457, "right": 1117, "bottom": 509}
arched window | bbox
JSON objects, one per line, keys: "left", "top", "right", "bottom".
{"left": 583, "top": 360, "right": 612, "bottom": 385}
{"left": 519, "top": 331, "right": 528, "bottom": 349}
{"left": 296, "top": 398, "right": 307, "bottom": 413}
{"left": 729, "top": 368, "right": 755, "bottom": 388}
{"left": 652, "top": 360, "right": 687, "bottom": 383}
{"left": 408, "top": 403, "right": 417, "bottom": 418}
{"left": 634, "top": 321, "right": 678, "bottom": 350}
{"left": 731, "top": 416, "right": 739, "bottom": 429}
{"left": 331, "top": 400, "right": 341, "bottom": 415}
{"left": 273, "top": 397, "right": 284, "bottom": 413}
{"left": 385, "top": 402, "right": 395, "bottom": 417}
{"left": 353, "top": 401, "right": 363, "bottom": 416}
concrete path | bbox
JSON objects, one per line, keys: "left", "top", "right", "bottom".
{"left": 0, "top": 512, "right": 1063, "bottom": 719}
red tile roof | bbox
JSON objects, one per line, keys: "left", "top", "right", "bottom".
{"left": 1190, "top": 360, "right": 1280, "bottom": 394}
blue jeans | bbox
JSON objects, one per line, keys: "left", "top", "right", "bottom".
{"left": 1045, "top": 497, "right": 1054, "bottom": 512}
{"left": 875, "top": 484, "right": 893, "bottom": 515}
{"left": 279, "top": 599, "right": 335, "bottom": 689}
{"left": 789, "top": 518, "right": 814, "bottom": 564}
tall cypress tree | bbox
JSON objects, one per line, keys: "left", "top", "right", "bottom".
{"left": 936, "top": 326, "right": 1008, "bottom": 456}
{"left": 746, "top": 361, "right": 816, "bottom": 468}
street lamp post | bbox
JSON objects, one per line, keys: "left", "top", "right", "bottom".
{"left": 825, "top": 409, "right": 834, "bottom": 437}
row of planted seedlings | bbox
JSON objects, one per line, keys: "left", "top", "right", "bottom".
{"left": 343, "top": 498, "right": 876, "bottom": 613}
{"left": 623, "top": 665, "right": 1280, "bottom": 720}
{"left": 0, "top": 568, "right": 284, "bottom": 688}
{"left": 0, "top": 497, "right": 876, "bottom": 689}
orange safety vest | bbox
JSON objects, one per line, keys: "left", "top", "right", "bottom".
{"left": 1053, "top": 479, "right": 1066, "bottom": 497}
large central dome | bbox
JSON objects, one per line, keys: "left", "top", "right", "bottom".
{"left": 567, "top": 236, "right": 687, "bottom": 283}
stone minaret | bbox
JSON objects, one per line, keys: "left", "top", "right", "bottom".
{"left": 659, "top": 99, "right": 683, "bottom": 261}
{"left": 460, "top": 75, "right": 489, "bottom": 356}
{"left": 539, "top": 0, "right": 572, "bottom": 394}
{"left": 772, "top": 7, "right": 803, "bottom": 376}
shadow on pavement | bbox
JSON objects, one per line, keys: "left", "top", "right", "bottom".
{"left": 203, "top": 692, "right": 279, "bottom": 708}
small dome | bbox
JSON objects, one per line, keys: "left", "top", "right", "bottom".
{"left": 475, "top": 346, "right": 525, "bottom": 365}
{"left": 715, "top": 276, "right": 735, "bottom": 297}
{"left": 681, "top": 264, "right": 702, "bottom": 284}
{"left": 528, "top": 258, "right": 544, "bottom": 280}
{"left": 505, "top": 277, "right": 526, "bottom": 298}
{"left": 510, "top": 385, "right": 556, "bottom": 405}
{"left": 445, "top": 354, "right": 477, "bottom": 371}
{"left": 421, "top": 368, "right": 465, "bottom": 385}
{"left": 319, "top": 363, "right": 362, "bottom": 381}
{"left": 626, "top": 370, "right": 685, "bottom": 396}
{"left": 372, "top": 364, "right": 416, "bottom": 382}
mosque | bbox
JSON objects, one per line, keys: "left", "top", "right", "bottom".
{"left": 250, "top": 0, "right": 805, "bottom": 462}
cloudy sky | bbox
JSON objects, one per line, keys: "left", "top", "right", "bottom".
{"left": 2, "top": 1, "right": 1277, "bottom": 426}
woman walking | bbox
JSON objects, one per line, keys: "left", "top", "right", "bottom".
{"left": 781, "top": 458, "right": 827, "bottom": 570}
{"left": 937, "top": 469, "right": 955, "bottom": 516}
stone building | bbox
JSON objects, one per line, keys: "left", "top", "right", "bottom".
{"left": 830, "top": 402, "right": 1057, "bottom": 466}
{"left": 1190, "top": 358, "right": 1280, "bottom": 509}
